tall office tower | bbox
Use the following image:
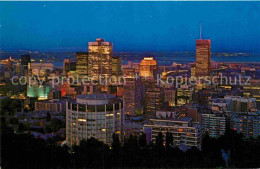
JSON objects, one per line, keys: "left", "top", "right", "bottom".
{"left": 164, "top": 88, "right": 176, "bottom": 107}
{"left": 140, "top": 57, "right": 158, "bottom": 79}
{"left": 88, "top": 38, "right": 113, "bottom": 80}
{"left": 144, "top": 82, "right": 164, "bottom": 116}
{"left": 144, "top": 117, "right": 202, "bottom": 148}
{"left": 195, "top": 39, "right": 211, "bottom": 77}
{"left": 66, "top": 94, "right": 124, "bottom": 145}
{"left": 123, "top": 67, "right": 144, "bottom": 115}
{"left": 63, "top": 58, "right": 76, "bottom": 75}
{"left": 111, "top": 56, "right": 122, "bottom": 77}
{"left": 201, "top": 113, "right": 226, "bottom": 138}
{"left": 230, "top": 111, "right": 260, "bottom": 138}
{"left": 21, "top": 54, "right": 31, "bottom": 72}
{"left": 76, "top": 52, "right": 88, "bottom": 78}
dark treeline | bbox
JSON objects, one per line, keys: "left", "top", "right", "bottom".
{"left": 1, "top": 119, "right": 260, "bottom": 169}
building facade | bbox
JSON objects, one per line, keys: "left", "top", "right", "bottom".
{"left": 29, "top": 63, "right": 54, "bottom": 77}
{"left": 35, "top": 100, "right": 66, "bottom": 112}
{"left": 201, "top": 113, "right": 226, "bottom": 138}
{"left": 76, "top": 52, "right": 88, "bottom": 78}
{"left": 231, "top": 111, "right": 260, "bottom": 138}
{"left": 111, "top": 56, "right": 122, "bottom": 77}
{"left": 140, "top": 57, "right": 158, "bottom": 79}
{"left": 63, "top": 58, "right": 76, "bottom": 75}
{"left": 225, "top": 96, "right": 256, "bottom": 112}
{"left": 144, "top": 82, "right": 164, "bottom": 115}
{"left": 66, "top": 94, "right": 124, "bottom": 145}
{"left": 88, "top": 39, "right": 113, "bottom": 80}
{"left": 195, "top": 39, "right": 211, "bottom": 77}
{"left": 144, "top": 117, "right": 202, "bottom": 148}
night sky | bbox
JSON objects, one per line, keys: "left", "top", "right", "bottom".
{"left": 0, "top": 1, "right": 259, "bottom": 53}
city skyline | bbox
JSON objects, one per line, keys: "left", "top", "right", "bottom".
{"left": 0, "top": 2, "right": 260, "bottom": 53}
{"left": 1, "top": 2, "right": 260, "bottom": 168}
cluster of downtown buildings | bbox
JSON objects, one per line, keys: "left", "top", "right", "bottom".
{"left": 0, "top": 37, "right": 260, "bottom": 150}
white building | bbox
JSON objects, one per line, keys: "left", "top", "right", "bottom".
{"left": 66, "top": 94, "right": 124, "bottom": 145}
{"left": 144, "top": 117, "right": 202, "bottom": 148}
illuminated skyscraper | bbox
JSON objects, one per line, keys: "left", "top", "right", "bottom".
{"left": 123, "top": 67, "right": 144, "bottom": 115}
{"left": 195, "top": 39, "right": 211, "bottom": 77}
{"left": 88, "top": 38, "right": 113, "bottom": 80}
{"left": 140, "top": 57, "right": 158, "bottom": 79}
{"left": 76, "top": 52, "right": 88, "bottom": 78}
{"left": 144, "top": 81, "right": 164, "bottom": 115}
{"left": 111, "top": 56, "right": 122, "bottom": 77}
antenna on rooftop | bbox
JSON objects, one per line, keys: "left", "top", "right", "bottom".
{"left": 200, "top": 22, "right": 202, "bottom": 39}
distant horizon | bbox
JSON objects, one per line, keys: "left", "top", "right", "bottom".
{"left": 1, "top": 49, "right": 260, "bottom": 54}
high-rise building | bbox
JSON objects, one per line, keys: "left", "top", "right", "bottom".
{"left": 201, "top": 113, "right": 226, "bottom": 138}
{"left": 111, "top": 56, "right": 122, "bottom": 77}
{"left": 63, "top": 58, "right": 76, "bottom": 75}
{"left": 144, "top": 82, "right": 164, "bottom": 115}
{"left": 164, "top": 88, "right": 176, "bottom": 107}
{"left": 195, "top": 39, "right": 211, "bottom": 77}
{"left": 76, "top": 52, "right": 88, "bottom": 78}
{"left": 140, "top": 57, "right": 158, "bottom": 79}
{"left": 123, "top": 67, "right": 144, "bottom": 115}
{"left": 144, "top": 117, "right": 202, "bottom": 148}
{"left": 21, "top": 54, "right": 31, "bottom": 72}
{"left": 66, "top": 94, "right": 124, "bottom": 145}
{"left": 88, "top": 39, "right": 113, "bottom": 80}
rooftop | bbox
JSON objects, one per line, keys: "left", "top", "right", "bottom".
{"left": 77, "top": 94, "right": 116, "bottom": 100}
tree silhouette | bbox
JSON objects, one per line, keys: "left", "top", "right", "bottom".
{"left": 166, "top": 131, "right": 173, "bottom": 149}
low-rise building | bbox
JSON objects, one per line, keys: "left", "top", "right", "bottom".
{"left": 35, "top": 100, "right": 66, "bottom": 112}
{"left": 144, "top": 117, "right": 202, "bottom": 148}
{"left": 201, "top": 113, "right": 226, "bottom": 138}
{"left": 230, "top": 111, "right": 260, "bottom": 138}
{"left": 225, "top": 96, "right": 256, "bottom": 112}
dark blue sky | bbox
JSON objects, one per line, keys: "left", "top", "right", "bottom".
{"left": 0, "top": 2, "right": 259, "bottom": 53}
